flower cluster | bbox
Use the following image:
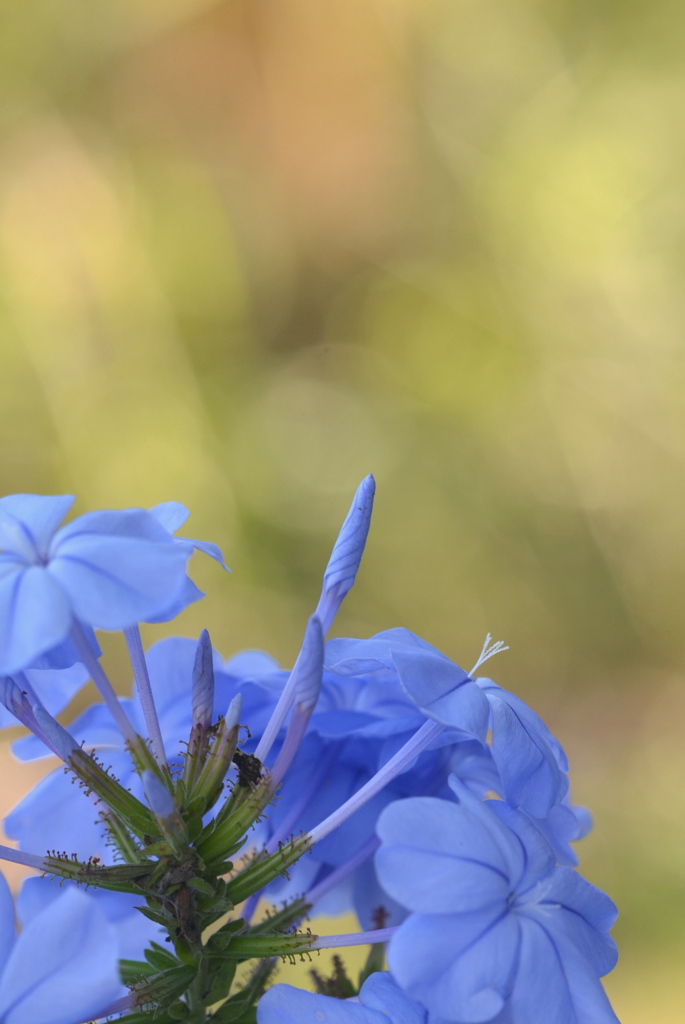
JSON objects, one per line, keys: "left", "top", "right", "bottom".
{"left": 0, "top": 482, "right": 619, "bottom": 1023}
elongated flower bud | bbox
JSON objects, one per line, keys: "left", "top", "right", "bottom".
{"left": 293, "top": 615, "right": 324, "bottom": 715}
{"left": 315, "top": 474, "right": 375, "bottom": 634}
{"left": 224, "top": 692, "right": 242, "bottom": 732}
{"left": 191, "top": 629, "right": 215, "bottom": 731}
{"left": 0, "top": 675, "right": 79, "bottom": 763}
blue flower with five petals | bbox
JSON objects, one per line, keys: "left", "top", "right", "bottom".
{"left": 0, "top": 494, "right": 219, "bottom": 673}
{"left": 375, "top": 780, "right": 618, "bottom": 1024}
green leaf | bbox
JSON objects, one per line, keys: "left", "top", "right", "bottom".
{"left": 205, "top": 954, "right": 238, "bottom": 1004}
{"left": 144, "top": 943, "right": 180, "bottom": 972}
{"left": 186, "top": 876, "right": 215, "bottom": 896}
{"left": 135, "top": 903, "right": 173, "bottom": 927}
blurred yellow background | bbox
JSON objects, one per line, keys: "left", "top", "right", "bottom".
{"left": 0, "top": 1, "right": 683, "bottom": 1019}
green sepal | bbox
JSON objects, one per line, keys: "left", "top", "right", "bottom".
{"left": 224, "top": 834, "right": 311, "bottom": 905}
{"left": 130, "top": 963, "right": 197, "bottom": 1012}
{"left": 43, "top": 855, "right": 152, "bottom": 893}
{"left": 68, "top": 748, "right": 157, "bottom": 837}
{"left": 213, "top": 930, "right": 315, "bottom": 960}
{"left": 195, "top": 778, "right": 271, "bottom": 866}
{"left": 249, "top": 896, "right": 308, "bottom": 935}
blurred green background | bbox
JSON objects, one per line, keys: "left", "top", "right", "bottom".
{"left": 0, "top": 0, "right": 683, "bottom": 1019}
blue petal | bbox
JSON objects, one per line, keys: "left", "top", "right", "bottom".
{"left": 148, "top": 501, "right": 190, "bottom": 533}
{"left": 52, "top": 507, "right": 171, "bottom": 545}
{"left": 222, "top": 650, "right": 281, "bottom": 676}
{"left": 485, "top": 801, "right": 555, "bottom": 894}
{"left": 392, "top": 648, "right": 489, "bottom": 738}
{"left": 484, "top": 686, "right": 568, "bottom": 816}
{"left": 0, "top": 495, "right": 74, "bottom": 561}
{"left": 25, "top": 624, "right": 100, "bottom": 671}
{"left": 506, "top": 917, "right": 619, "bottom": 1024}
{"left": 0, "top": 887, "right": 122, "bottom": 1024}
{"left": 184, "top": 536, "right": 229, "bottom": 570}
{"left": 526, "top": 799, "right": 592, "bottom": 868}
{"left": 375, "top": 797, "right": 512, "bottom": 914}
{"left": 358, "top": 972, "right": 427, "bottom": 1024}
{"left": 0, "top": 875, "right": 16, "bottom": 978}
{"left": 0, "top": 567, "right": 72, "bottom": 674}
{"left": 257, "top": 984, "right": 386, "bottom": 1024}
{"left": 479, "top": 680, "right": 568, "bottom": 768}
{"left": 353, "top": 857, "right": 409, "bottom": 930}
{"left": 16, "top": 878, "right": 161, "bottom": 961}
{"left": 48, "top": 534, "right": 190, "bottom": 628}
{"left": 531, "top": 866, "right": 618, "bottom": 976}
{"left": 504, "top": 916, "right": 576, "bottom": 1024}
{"left": 144, "top": 574, "right": 205, "bottom": 623}
{"left": 20, "top": 662, "right": 88, "bottom": 719}
{"left": 148, "top": 501, "right": 229, "bottom": 569}
{"left": 387, "top": 908, "right": 518, "bottom": 1022}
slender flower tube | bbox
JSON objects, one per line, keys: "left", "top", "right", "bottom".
{"left": 70, "top": 622, "right": 140, "bottom": 747}
{"left": 310, "top": 927, "right": 396, "bottom": 951}
{"left": 124, "top": 624, "right": 167, "bottom": 768}
{"left": 0, "top": 845, "right": 47, "bottom": 872}
{"left": 307, "top": 719, "right": 444, "bottom": 848}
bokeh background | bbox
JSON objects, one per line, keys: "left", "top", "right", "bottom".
{"left": 0, "top": 1, "right": 683, "bottom": 1019}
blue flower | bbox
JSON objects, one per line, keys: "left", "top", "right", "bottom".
{"left": 375, "top": 782, "right": 618, "bottom": 1024}
{"left": 257, "top": 972, "right": 426, "bottom": 1024}
{"left": 0, "top": 494, "right": 200, "bottom": 673}
{"left": 0, "top": 873, "right": 122, "bottom": 1024}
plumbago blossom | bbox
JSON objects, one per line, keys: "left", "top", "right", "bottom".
{"left": 0, "top": 481, "right": 620, "bottom": 1024}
